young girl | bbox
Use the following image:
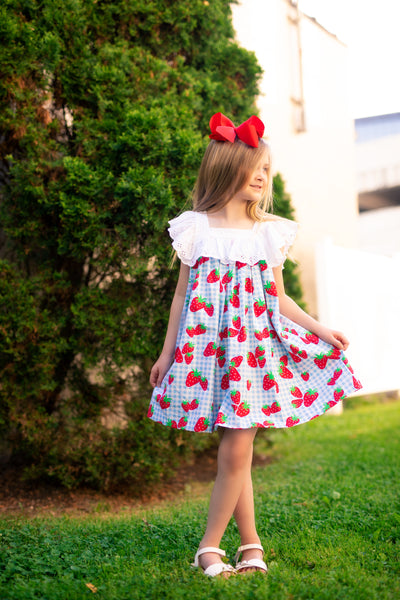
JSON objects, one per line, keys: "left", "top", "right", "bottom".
{"left": 148, "top": 112, "right": 362, "bottom": 577}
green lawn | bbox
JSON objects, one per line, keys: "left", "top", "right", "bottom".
{"left": 1, "top": 399, "right": 399, "bottom": 600}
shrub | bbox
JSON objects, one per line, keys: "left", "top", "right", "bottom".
{"left": 0, "top": 0, "right": 302, "bottom": 491}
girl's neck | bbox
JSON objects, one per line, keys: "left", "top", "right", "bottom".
{"left": 207, "top": 199, "right": 253, "bottom": 229}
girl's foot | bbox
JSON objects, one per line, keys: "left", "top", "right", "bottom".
{"left": 193, "top": 547, "right": 235, "bottom": 578}
{"left": 235, "top": 543, "right": 268, "bottom": 574}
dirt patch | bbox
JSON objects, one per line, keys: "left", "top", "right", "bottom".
{"left": 0, "top": 450, "right": 273, "bottom": 518}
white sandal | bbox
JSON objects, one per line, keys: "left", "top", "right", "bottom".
{"left": 192, "top": 547, "right": 236, "bottom": 577}
{"left": 234, "top": 543, "right": 268, "bottom": 574}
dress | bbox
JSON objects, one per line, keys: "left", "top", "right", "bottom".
{"left": 148, "top": 211, "right": 362, "bottom": 433}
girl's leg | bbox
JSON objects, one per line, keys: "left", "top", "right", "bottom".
{"left": 197, "top": 427, "right": 257, "bottom": 572}
{"left": 233, "top": 462, "right": 264, "bottom": 572}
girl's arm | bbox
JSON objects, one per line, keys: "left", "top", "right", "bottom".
{"left": 150, "top": 262, "right": 190, "bottom": 388}
{"left": 272, "top": 265, "right": 349, "bottom": 350}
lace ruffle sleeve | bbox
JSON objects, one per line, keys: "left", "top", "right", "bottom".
{"left": 260, "top": 218, "right": 298, "bottom": 267}
{"left": 168, "top": 211, "right": 199, "bottom": 266}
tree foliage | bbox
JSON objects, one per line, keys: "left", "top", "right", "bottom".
{"left": 0, "top": 0, "right": 303, "bottom": 490}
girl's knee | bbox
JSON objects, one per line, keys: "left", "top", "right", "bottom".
{"left": 218, "top": 429, "right": 255, "bottom": 473}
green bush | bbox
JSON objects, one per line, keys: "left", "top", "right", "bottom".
{"left": 0, "top": 0, "right": 303, "bottom": 491}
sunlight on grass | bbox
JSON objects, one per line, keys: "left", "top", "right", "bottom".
{"left": 1, "top": 400, "right": 399, "bottom": 599}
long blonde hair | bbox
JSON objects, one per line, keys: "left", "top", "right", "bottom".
{"left": 192, "top": 138, "right": 273, "bottom": 220}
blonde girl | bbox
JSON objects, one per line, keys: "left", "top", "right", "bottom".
{"left": 149, "top": 112, "right": 361, "bottom": 577}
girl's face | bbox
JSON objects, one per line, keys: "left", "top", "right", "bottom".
{"left": 234, "top": 152, "right": 270, "bottom": 204}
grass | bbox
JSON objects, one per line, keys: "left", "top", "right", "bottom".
{"left": 1, "top": 398, "right": 399, "bottom": 599}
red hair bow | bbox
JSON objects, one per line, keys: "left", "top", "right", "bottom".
{"left": 209, "top": 112, "right": 265, "bottom": 148}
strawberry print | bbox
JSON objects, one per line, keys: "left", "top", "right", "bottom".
{"left": 262, "top": 401, "right": 281, "bottom": 416}
{"left": 258, "top": 260, "right": 268, "bottom": 271}
{"left": 148, "top": 214, "right": 362, "bottom": 432}
{"left": 221, "top": 373, "right": 229, "bottom": 390}
{"left": 279, "top": 362, "right": 293, "bottom": 379}
{"left": 342, "top": 357, "right": 354, "bottom": 374}
{"left": 232, "top": 315, "right": 241, "bottom": 329}
{"left": 203, "top": 301, "right": 214, "bottom": 317}
{"left": 216, "top": 412, "right": 227, "bottom": 425}
{"left": 175, "top": 347, "right": 183, "bottom": 363}
{"left": 207, "top": 268, "right": 220, "bottom": 283}
{"left": 219, "top": 327, "right": 228, "bottom": 340}
{"left": 323, "top": 400, "right": 337, "bottom": 412}
{"left": 236, "top": 402, "right": 250, "bottom": 417}
{"left": 253, "top": 299, "right": 266, "bottom": 317}
{"left": 291, "top": 397, "right": 303, "bottom": 408}
{"left": 229, "top": 367, "right": 241, "bottom": 381}
{"left": 160, "top": 396, "right": 171, "bottom": 409}
{"left": 231, "top": 356, "right": 243, "bottom": 367}
{"left": 290, "top": 386, "right": 303, "bottom": 398}
{"left": 263, "top": 373, "right": 278, "bottom": 392}
{"left": 192, "top": 273, "right": 200, "bottom": 290}
{"left": 182, "top": 342, "right": 194, "bottom": 354}
{"left": 264, "top": 281, "right": 278, "bottom": 296}
{"left": 190, "top": 296, "right": 204, "bottom": 312}
{"left": 230, "top": 290, "right": 240, "bottom": 308}
{"left": 200, "top": 376, "right": 208, "bottom": 391}
{"left": 236, "top": 261, "right": 247, "bottom": 269}
{"left": 304, "top": 389, "right": 319, "bottom": 406}
{"left": 237, "top": 326, "right": 247, "bottom": 343}
{"left": 194, "top": 417, "right": 209, "bottom": 432}
{"left": 289, "top": 352, "right": 302, "bottom": 363}
{"left": 245, "top": 277, "right": 254, "bottom": 293}
{"left": 221, "top": 269, "right": 233, "bottom": 286}
{"left": 204, "top": 342, "right": 217, "bottom": 357}
{"left": 255, "top": 345, "right": 265, "bottom": 358}
{"left": 333, "top": 388, "right": 345, "bottom": 401}
{"left": 314, "top": 353, "right": 328, "bottom": 369}
{"left": 230, "top": 390, "right": 241, "bottom": 405}
{"left": 327, "top": 347, "right": 341, "bottom": 360}
{"left": 186, "top": 324, "right": 207, "bottom": 337}
{"left": 247, "top": 352, "right": 258, "bottom": 368}
{"left": 255, "top": 327, "right": 269, "bottom": 341}
{"left": 186, "top": 370, "right": 201, "bottom": 387}
{"left": 182, "top": 399, "right": 199, "bottom": 412}
{"left": 327, "top": 368, "right": 342, "bottom": 385}
{"left": 302, "top": 331, "right": 320, "bottom": 344}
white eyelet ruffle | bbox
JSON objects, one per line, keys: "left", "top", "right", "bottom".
{"left": 168, "top": 211, "right": 298, "bottom": 267}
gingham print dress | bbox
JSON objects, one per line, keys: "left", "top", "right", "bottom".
{"left": 148, "top": 211, "right": 362, "bottom": 433}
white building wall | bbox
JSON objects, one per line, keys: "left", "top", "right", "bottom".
{"left": 316, "top": 239, "right": 400, "bottom": 395}
{"left": 231, "top": 0, "right": 359, "bottom": 317}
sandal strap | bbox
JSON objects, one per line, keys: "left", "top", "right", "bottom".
{"left": 193, "top": 546, "right": 226, "bottom": 567}
{"left": 236, "top": 558, "right": 268, "bottom": 573}
{"left": 234, "top": 543, "right": 264, "bottom": 562}
{"left": 204, "top": 562, "right": 235, "bottom": 577}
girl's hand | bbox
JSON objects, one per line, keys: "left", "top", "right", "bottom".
{"left": 317, "top": 326, "right": 349, "bottom": 351}
{"left": 149, "top": 353, "right": 173, "bottom": 388}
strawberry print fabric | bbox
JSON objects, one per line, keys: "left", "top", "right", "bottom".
{"left": 148, "top": 212, "right": 362, "bottom": 433}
